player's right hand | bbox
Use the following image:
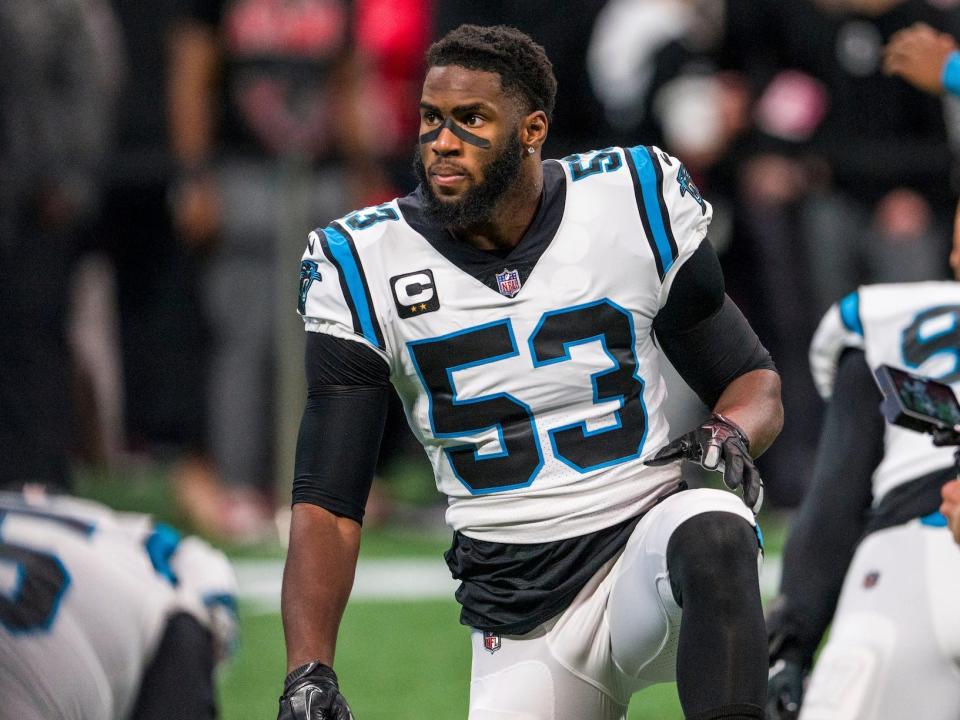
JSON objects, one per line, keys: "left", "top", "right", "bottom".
{"left": 278, "top": 661, "right": 354, "bottom": 720}
{"left": 644, "top": 413, "right": 764, "bottom": 513}
{"left": 766, "top": 657, "right": 804, "bottom": 720}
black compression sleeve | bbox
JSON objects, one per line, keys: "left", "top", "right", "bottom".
{"left": 773, "top": 349, "right": 882, "bottom": 666}
{"left": 291, "top": 333, "right": 390, "bottom": 523}
{"left": 657, "top": 239, "right": 726, "bottom": 328}
{"left": 654, "top": 240, "right": 776, "bottom": 407}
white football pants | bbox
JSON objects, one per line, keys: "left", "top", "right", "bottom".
{"left": 467, "top": 489, "right": 759, "bottom": 720}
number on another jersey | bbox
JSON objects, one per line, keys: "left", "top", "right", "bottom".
{"left": 0, "top": 541, "right": 69, "bottom": 634}
{"left": 902, "top": 305, "right": 960, "bottom": 384}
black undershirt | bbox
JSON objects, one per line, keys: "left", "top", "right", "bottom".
{"left": 292, "top": 237, "right": 775, "bottom": 630}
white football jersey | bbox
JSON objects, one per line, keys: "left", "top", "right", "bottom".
{"left": 0, "top": 493, "right": 237, "bottom": 720}
{"left": 810, "top": 282, "right": 960, "bottom": 504}
{"left": 300, "top": 146, "right": 713, "bottom": 544}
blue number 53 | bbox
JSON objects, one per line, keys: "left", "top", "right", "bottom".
{"left": 408, "top": 299, "right": 647, "bottom": 494}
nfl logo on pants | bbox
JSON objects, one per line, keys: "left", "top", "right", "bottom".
{"left": 483, "top": 631, "right": 501, "bottom": 654}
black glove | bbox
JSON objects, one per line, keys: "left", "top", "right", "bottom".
{"left": 278, "top": 661, "right": 354, "bottom": 720}
{"left": 766, "top": 657, "right": 804, "bottom": 720}
{"left": 644, "top": 413, "right": 763, "bottom": 513}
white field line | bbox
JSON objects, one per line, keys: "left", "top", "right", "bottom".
{"left": 234, "top": 555, "right": 782, "bottom": 615}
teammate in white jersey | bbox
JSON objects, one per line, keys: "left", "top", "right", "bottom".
{"left": 767, "top": 282, "right": 960, "bottom": 720}
{"left": 278, "top": 25, "right": 783, "bottom": 720}
{"left": 0, "top": 490, "right": 237, "bottom": 720}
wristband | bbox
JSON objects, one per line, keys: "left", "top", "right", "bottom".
{"left": 283, "top": 660, "right": 337, "bottom": 691}
{"left": 711, "top": 412, "right": 751, "bottom": 451}
{"left": 942, "top": 50, "right": 960, "bottom": 97}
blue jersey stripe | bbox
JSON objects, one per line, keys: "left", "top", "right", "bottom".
{"left": 323, "top": 226, "right": 382, "bottom": 349}
{"left": 623, "top": 150, "right": 664, "bottom": 280}
{"left": 144, "top": 523, "right": 181, "bottom": 585}
{"left": 839, "top": 291, "right": 864, "bottom": 336}
{"left": 628, "top": 146, "right": 676, "bottom": 276}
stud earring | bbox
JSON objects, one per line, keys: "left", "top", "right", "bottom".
{"left": 527, "top": 146, "right": 535, "bottom": 155}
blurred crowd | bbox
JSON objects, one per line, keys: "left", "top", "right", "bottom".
{"left": 3, "top": 0, "right": 960, "bottom": 542}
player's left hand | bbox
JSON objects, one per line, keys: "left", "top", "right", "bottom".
{"left": 278, "top": 661, "right": 354, "bottom": 720}
{"left": 644, "top": 414, "right": 763, "bottom": 513}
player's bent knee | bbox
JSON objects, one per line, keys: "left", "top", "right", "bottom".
{"left": 666, "top": 511, "right": 759, "bottom": 607}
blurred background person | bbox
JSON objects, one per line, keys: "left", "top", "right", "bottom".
{"left": 67, "top": 0, "right": 228, "bottom": 538}
{"left": 0, "top": 0, "right": 121, "bottom": 493}
{"left": 778, "top": 0, "right": 960, "bottom": 308}
{"left": 100, "top": 0, "right": 212, "bottom": 466}
{"left": 166, "top": 0, "right": 397, "bottom": 541}
{"left": 356, "top": 0, "right": 432, "bottom": 194}
{"left": 0, "top": 489, "right": 237, "bottom": 720}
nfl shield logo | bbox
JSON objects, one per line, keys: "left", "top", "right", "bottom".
{"left": 495, "top": 268, "right": 522, "bottom": 297}
{"left": 482, "top": 631, "right": 501, "bottom": 654}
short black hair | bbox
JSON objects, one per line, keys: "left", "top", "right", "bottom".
{"left": 426, "top": 24, "right": 557, "bottom": 121}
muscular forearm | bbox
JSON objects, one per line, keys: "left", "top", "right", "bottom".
{"left": 713, "top": 368, "right": 783, "bottom": 457}
{"left": 281, "top": 503, "right": 361, "bottom": 670}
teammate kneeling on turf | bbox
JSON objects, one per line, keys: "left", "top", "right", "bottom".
{"left": 0, "top": 490, "right": 237, "bottom": 720}
{"left": 279, "top": 24, "right": 783, "bottom": 720}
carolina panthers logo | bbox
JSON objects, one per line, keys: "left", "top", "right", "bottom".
{"left": 677, "top": 164, "right": 706, "bottom": 215}
{"left": 298, "top": 260, "right": 322, "bottom": 314}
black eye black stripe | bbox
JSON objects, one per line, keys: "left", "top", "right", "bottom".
{"left": 419, "top": 116, "right": 491, "bottom": 149}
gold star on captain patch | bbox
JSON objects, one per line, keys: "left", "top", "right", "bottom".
{"left": 409, "top": 305, "right": 418, "bottom": 313}
{"left": 419, "top": 303, "right": 428, "bottom": 311}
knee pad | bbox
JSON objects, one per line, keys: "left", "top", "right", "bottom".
{"left": 666, "top": 511, "right": 759, "bottom": 607}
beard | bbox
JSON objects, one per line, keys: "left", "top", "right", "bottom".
{"left": 413, "top": 130, "right": 524, "bottom": 229}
